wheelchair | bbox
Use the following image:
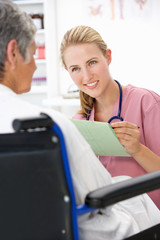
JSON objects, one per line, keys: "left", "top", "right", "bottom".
{"left": 0, "top": 113, "right": 160, "bottom": 240}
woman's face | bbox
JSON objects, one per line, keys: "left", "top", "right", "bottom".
{"left": 64, "top": 43, "right": 112, "bottom": 99}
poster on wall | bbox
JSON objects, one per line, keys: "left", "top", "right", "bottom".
{"left": 83, "top": 0, "right": 159, "bottom": 23}
{"left": 83, "top": 0, "right": 124, "bottom": 21}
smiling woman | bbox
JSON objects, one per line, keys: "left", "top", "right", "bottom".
{"left": 63, "top": 43, "right": 111, "bottom": 100}
{"left": 60, "top": 25, "right": 160, "bottom": 209}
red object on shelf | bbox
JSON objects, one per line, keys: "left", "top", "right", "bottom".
{"left": 38, "top": 46, "right": 45, "bottom": 59}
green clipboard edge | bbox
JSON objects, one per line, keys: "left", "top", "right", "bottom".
{"left": 70, "top": 119, "right": 130, "bottom": 157}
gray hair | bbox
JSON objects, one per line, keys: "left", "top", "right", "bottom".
{"left": 0, "top": 0, "right": 37, "bottom": 78}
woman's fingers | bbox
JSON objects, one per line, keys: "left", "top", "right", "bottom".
{"left": 110, "top": 121, "right": 140, "bottom": 155}
{"left": 111, "top": 121, "right": 139, "bottom": 130}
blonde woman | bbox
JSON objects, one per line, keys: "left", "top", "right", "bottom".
{"left": 60, "top": 25, "right": 160, "bottom": 209}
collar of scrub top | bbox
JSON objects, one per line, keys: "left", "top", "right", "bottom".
{"left": 86, "top": 80, "right": 124, "bottom": 123}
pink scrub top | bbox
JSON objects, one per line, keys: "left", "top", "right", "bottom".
{"left": 73, "top": 84, "right": 160, "bottom": 209}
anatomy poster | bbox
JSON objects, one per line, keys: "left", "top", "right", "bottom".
{"left": 83, "top": 0, "right": 159, "bottom": 22}
{"left": 83, "top": 0, "right": 124, "bottom": 20}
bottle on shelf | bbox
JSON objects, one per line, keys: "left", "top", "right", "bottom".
{"left": 36, "top": 43, "right": 45, "bottom": 60}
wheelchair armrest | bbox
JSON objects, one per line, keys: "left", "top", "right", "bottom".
{"left": 85, "top": 170, "right": 160, "bottom": 208}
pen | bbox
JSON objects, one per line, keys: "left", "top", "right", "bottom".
{"left": 111, "top": 125, "right": 140, "bottom": 129}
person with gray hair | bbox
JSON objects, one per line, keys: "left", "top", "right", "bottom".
{"left": 0, "top": 0, "right": 37, "bottom": 91}
{"left": 0, "top": 1, "right": 160, "bottom": 240}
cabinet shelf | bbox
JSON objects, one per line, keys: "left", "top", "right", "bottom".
{"left": 37, "top": 29, "right": 45, "bottom": 35}
{"left": 30, "top": 85, "right": 47, "bottom": 94}
{"left": 14, "top": 0, "right": 58, "bottom": 105}
{"left": 35, "top": 59, "right": 46, "bottom": 64}
{"left": 13, "top": 0, "right": 44, "bottom": 5}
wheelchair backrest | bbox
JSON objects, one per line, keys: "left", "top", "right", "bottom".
{"left": 0, "top": 120, "right": 78, "bottom": 240}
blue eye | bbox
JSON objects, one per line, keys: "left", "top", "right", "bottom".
{"left": 90, "top": 60, "right": 96, "bottom": 65}
{"left": 72, "top": 67, "right": 78, "bottom": 72}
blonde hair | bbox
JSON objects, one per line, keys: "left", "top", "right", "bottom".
{"left": 60, "top": 25, "right": 107, "bottom": 118}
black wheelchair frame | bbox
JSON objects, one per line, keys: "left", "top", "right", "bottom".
{"left": 0, "top": 114, "right": 159, "bottom": 240}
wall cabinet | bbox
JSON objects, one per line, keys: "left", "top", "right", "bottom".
{"left": 13, "top": 0, "right": 59, "bottom": 106}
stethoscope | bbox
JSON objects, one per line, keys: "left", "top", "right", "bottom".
{"left": 86, "top": 80, "right": 123, "bottom": 123}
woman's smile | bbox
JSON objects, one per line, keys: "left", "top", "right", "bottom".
{"left": 84, "top": 80, "right": 99, "bottom": 89}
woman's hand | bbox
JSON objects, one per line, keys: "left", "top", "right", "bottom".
{"left": 111, "top": 121, "right": 160, "bottom": 172}
{"left": 111, "top": 121, "right": 140, "bottom": 156}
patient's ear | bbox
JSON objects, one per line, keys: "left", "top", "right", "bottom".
{"left": 6, "top": 39, "right": 19, "bottom": 69}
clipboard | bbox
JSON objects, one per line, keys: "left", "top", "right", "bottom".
{"left": 70, "top": 119, "right": 130, "bottom": 157}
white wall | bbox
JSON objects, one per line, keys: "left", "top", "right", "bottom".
{"left": 56, "top": 0, "right": 160, "bottom": 94}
